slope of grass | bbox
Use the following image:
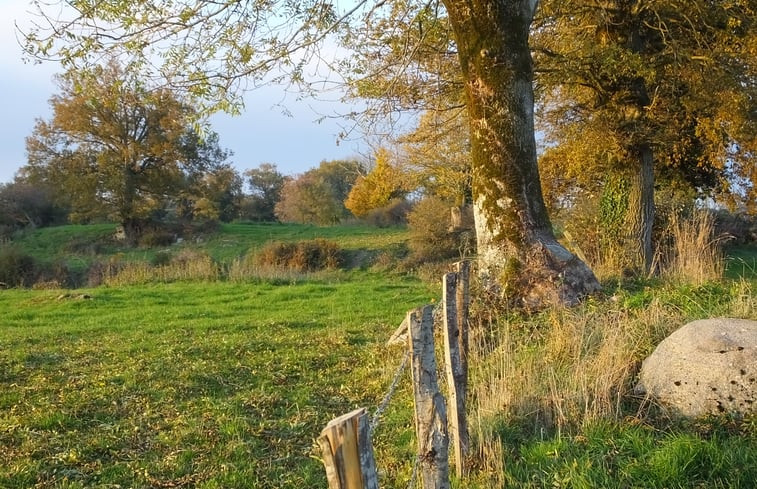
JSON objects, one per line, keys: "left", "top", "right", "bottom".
{"left": 8, "top": 222, "right": 410, "bottom": 284}
{"left": 0, "top": 274, "right": 433, "bottom": 488}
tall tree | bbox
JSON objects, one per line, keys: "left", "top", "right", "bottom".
{"left": 400, "top": 110, "right": 472, "bottom": 206}
{"left": 533, "top": 0, "right": 756, "bottom": 272}
{"left": 24, "top": 0, "right": 601, "bottom": 306}
{"left": 345, "top": 148, "right": 409, "bottom": 218}
{"left": 177, "top": 131, "right": 240, "bottom": 222}
{"left": 22, "top": 61, "right": 221, "bottom": 243}
{"left": 275, "top": 159, "right": 362, "bottom": 225}
{"left": 244, "top": 163, "right": 287, "bottom": 222}
{"left": 0, "top": 180, "right": 66, "bottom": 231}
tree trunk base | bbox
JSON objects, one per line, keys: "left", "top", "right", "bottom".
{"left": 517, "top": 235, "right": 602, "bottom": 309}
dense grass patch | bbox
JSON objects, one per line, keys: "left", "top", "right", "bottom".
{"left": 0, "top": 275, "right": 433, "bottom": 488}
{"left": 467, "top": 276, "right": 756, "bottom": 488}
{"left": 484, "top": 418, "right": 757, "bottom": 489}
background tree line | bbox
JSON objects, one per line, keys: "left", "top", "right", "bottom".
{"left": 1, "top": 59, "right": 449, "bottom": 247}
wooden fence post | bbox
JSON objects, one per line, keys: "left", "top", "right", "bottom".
{"left": 407, "top": 305, "right": 450, "bottom": 489}
{"left": 442, "top": 271, "right": 469, "bottom": 478}
{"left": 455, "top": 261, "right": 470, "bottom": 455}
{"left": 455, "top": 261, "right": 471, "bottom": 381}
{"left": 318, "top": 408, "right": 379, "bottom": 489}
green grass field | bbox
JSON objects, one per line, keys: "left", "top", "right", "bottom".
{"left": 0, "top": 276, "right": 432, "bottom": 488}
{"left": 1, "top": 224, "right": 756, "bottom": 488}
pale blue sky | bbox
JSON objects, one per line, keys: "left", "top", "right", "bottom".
{"left": 0, "top": 0, "right": 366, "bottom": 184}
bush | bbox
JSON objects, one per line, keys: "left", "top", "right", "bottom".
{"left": 151, "top": 250, "right": 174, "bottom": 266}
{"left": 363, "top": 199, "right": 412, "bottom": 227}
{"left": 0, "top": 247, "right": 38, "bottom": 287}
{"left": 255, "top": 239, "right": 343, "bottom": 272}
{"left": 406, "top": 196, "right": 472, "bottom": 263}
{"left": 86, "top": 259, "right": 125, "bottom": 287}
{"left": 35, "top": 260, "right": 75, "bottom": 288}
{"left": 139, "top": 229, "right": 176, "bottom": 247}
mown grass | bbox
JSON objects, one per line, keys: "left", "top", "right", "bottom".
{"left": 0, "top": 275, "right": 433, "bottom": 488}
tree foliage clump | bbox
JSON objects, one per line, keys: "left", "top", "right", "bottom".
{"left": 0, "top": 182, "right": 67, "bottom": 236}
{"left": 275, "top": 159, "right": 363, "bottom": 225}
{"left": 345, "top": 148, "right": 409, "bottom": 218}
{"left": 407, "top": 196, "right": 472, "bottom": 264}
{"left": 242, "top": 163, "right": 287, "bottom": 222}
{"left": 534, "top": 0, "right": 757, "bottom": 273}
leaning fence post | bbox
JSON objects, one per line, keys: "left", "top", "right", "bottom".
{"left": 407, "top": 305, "right": 450, "bottom": 489}
{"left": 318, "top": 408, "right": 379, "bottom": 489}
{"left": 442, "top": 271, "right": 469, "bottom": 478}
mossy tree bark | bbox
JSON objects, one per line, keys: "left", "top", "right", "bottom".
{"left": 443, "top": 0, "right": 600, "bottom": 307}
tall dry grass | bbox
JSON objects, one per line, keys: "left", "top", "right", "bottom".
{"left": 103, "top": 250, "right": 220, "bottom": 286}
{"left": 467, "top": 275, "right": 756, "bottom": 485}
{"left": 657, "top": 210, "right": 726, "bottom": 284}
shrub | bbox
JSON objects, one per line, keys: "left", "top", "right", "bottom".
{"left": 86, "top": 259, "right": 126, "bottom": 287}
{"left": 255, "top": 239, "right": 343, "bottom": 272}
{"left": 363, "top": 198, "right": 412, "bottom": 227}
{"left": 35, "top": 260, "right": 75, "bottom": 288}
{"left": 0, "top": 247, "right": 38, "bottom": 287}
{"left": 406, "top": 196, "right": 472, "bottom": 263}
{"left": 151, "top": 250, "right": 174, "bottom": 267}
{"left": 139, "top": 229, "right": 176, "bottom": 247}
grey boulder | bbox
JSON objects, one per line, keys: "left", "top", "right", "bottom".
{"left": 635, "top": 318, "right": 756, "bottom": 417}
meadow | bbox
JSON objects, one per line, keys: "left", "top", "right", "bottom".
{"left": 1, "top": 222, "right": 756, "bottom": 488}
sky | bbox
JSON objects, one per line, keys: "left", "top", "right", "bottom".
{"left": 0, "top": 0, "right": 367, "bottom": 185}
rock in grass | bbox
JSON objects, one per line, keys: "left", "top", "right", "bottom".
{"left": 635, "top": 318, "right": 757, "bottom": 418}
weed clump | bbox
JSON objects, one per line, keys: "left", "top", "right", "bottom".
{"left": 0, "top": 247, "right": 38, "bottom": 287}
{"left": 255, "top": 239, "right": 343, "bottom": 272}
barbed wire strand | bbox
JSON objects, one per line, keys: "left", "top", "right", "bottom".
{"left": 370, "top": 349, "right": 411, "bottom": 432}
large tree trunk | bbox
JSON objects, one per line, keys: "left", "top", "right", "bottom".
{"left": 444, "top": 0, "right": 600, "bottom": 307}
{"left": 120, "top": 164, "right": 141, "bottom": 246}
{"left": 625, "top": 143, "right": 655, "bottom": 275}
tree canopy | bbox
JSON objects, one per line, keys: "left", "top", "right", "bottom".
{"left": 533, "top": 0, "right": 756, "bottom": 271}
{"left": 345, "top": 148, "right": 408, "bottom": 218}
{"left": 21, "top": 61, "right": 233, "bottom": 242}
{"left": 275, "top": 159, "right": 363, "bottom": 225}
